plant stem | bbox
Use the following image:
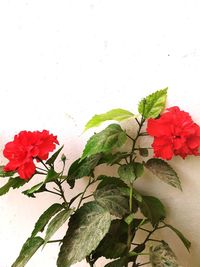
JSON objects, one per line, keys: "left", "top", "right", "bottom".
{"left": 77, "top": 177, "right": 93, "bottom": 209}
{"left": 47, "top": 239, "right": 63, "bottom": 244}
{"left": 46, "top": 189, "right": 62, "bottom": 197}
{"left": 36, "top": 157, "right": 50, "bottom": 171}
{"left": 138, "top": 262, "right": 150, "bottom": 266}
{"left": 36, "top": 167, "right": 48, "bottom": 173}
{"left": 55, "top": 180, "right": 68, "bottom": 208}
{"left": 148, "top": 238, "right": 163, "bottom": 243}
{"left": 82, "top": 193, "right": 93, "bottom": 200}
{"left": 68, "top": 192, "right": 83, "bottom": 207}
{"left": 139, "top": 227, "right": 151, "bottom": 233}
{"left": 130, "top": 117, "right": 145, "bottom": 163}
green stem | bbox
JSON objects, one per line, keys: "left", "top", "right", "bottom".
{"left": 55, "top": 180, "right": 69, "bottom": 208}
{"left": 148, "top": 238, "right": 163, "bottom": 243}
{"left": 77, "top": 177, "right": 93, "bottom": 209}
{"left": 126, "top": 184, "right": 133, "bottom": 267}
{"left": 82, "top": 193, "right": 93, "bottom": 200}
{"left": 36, "top": 157, "right": 50, "bottom": 171}
{"left": 46, "top": 189, "right": 62, "bottom": 197}
{"left": 47, "top": 239, "right": 63, "bottom": 244}
{"left": 138, "top": 262, "right": 150, "bottom": 266}
{"left": 130, "top": 117, "right": 145, "bottom": 163}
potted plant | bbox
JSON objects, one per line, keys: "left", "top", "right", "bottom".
{"left": 1, "top": 88, "right": 195, "bottom": 267}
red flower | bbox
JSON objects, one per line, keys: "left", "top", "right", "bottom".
{"left": 147, "top": 106, "right": 200, "bottom": 160}
{"left": 3, "top": 130, "right": 59, "bottom": 180}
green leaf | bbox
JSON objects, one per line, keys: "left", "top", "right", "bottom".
{"left": 67, "top": 154, "right": 102, "bottom": 188}
{"left": 81, "top": 124, "right": 127, "bottom": 160}
{"left": 124, "top": 213, "right": 135, "bottom": 225}
{"left": 104, "top": 257, "right": 127, "bottom": 267}
{"left": 46, "top": 145, "right": 64, "bottom": 166}
{"left": 12, "top": 237, "right": 44, "bottom": 267}
{"left": 96, "top": 176, "right": 128, "bottom": 190}
{"left": 145, "top": 158, "right": 182, "bottom": 190}
{"left": 22, "top": 182, "right": 46, "bottom": 198}
{"left": 0, "top": 177, "right": 26, "bottom": 196}
{"left": 139, "top": 148, "right": 149, "bottom": 157}
{"left": 31, "top": 203, "right": 64, "bottom": 237}
{"left": 45, "top": 168, "right": 60, "bottom": 183}
{"left": 138, "top": 88, "right": 168, "bottom": 119}
{"left": 92, "top": 220, "right": 129, "bottom": 260}
{"left": 139, "top": 196, "right": 166, "bottom": 226}
{"left": 150, "top": 241, "right": 179, "bottom": 267}
{"left": 43, "top": 209, "right": 73, "bottom": 247}
{"left": 103, "top": 152, "right": 130, "bottom": 166}
{"left": 84, "top": 108, "right": 135, "bottom": 131}
{"left": 164, "top": 223, "right": 191, "bottom": 251}
{"left": 118, "top": 162, "right": 144, "bottom": 183}
{"left": 0, "top": 166, "right": 15, "bottom": 177}
{"left": 57, "top": 201, "right": 111, "bottom": 267}
{"left": 94, "top": 183, "right": 129, "bottom": 218}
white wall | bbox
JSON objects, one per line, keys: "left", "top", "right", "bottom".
{"left": 0, "top": 1, "right": 200, "bottom": 266}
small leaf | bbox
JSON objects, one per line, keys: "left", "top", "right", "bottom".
{"left": 84, "top": 108, "right": 135, "bottom": 131}
{"left": 118, "top": 162, "right": 144, "bottom": 183}
{"left": 45, "top": 168, "right": 60, "bottom": 183}
{"left": 57, "top": 201, "right": 111, "bottom": 267}
{"left": 0, "top": 177, "right": 26, "bottom": 196}
{"left": 139, "top": 148, "right": 149, "bottom": 157}
{"left": 81, "top": 124, "right": 127, "bottom": 160}
{"left": 67, "top": 154, "right": 102, "bottom": 188}
{"left": 138, "top": 88, "right": 168, "bottom": 119}
{"left": 22, "top": 182, "right": 46, "bottom": 198}
{"left": 94, "top": 183, "right": 129, "bottom": 218}
{"left": 145, "top": 158, "right": 182, "bottom": 190}
{"left": 165, "top": 223, "right": 191, "bottom": 251}
{"left": 139, "top": 196, "right": 166, "bottom": 226}
{"left": 104, "top": 257, "right": 127, "bottom": 267}
{"left": 12, "top": 237, "right": 44, "bottom": 267}
{"left": 103, "top": 152, "right": 130, "bottom": 166}
{"left": 124, "top": 213, "right": 135, "bottom": 225}
{"left": 46, "top": 145, "right": 64, "bottom": 166}
{"left": 150, "top": 241, "right": 179, "bottom": 267}
{"left": 43, "top": 209, "right": 73, "bottom": 247}
{"left": 31, "top": 203, "right": 64, "bottom": 237}
{"left": 0, "top": 166, "right": 15, "bottom": 177}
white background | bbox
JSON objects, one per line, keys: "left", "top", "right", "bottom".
{"left": 0, "top": 1, "right": 200, "bottom": 266}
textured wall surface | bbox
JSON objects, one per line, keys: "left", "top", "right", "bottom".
{"left": 0, "top": 1, "right": 200, "bottom": 267}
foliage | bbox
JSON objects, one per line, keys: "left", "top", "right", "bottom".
{"left": 0, "top": 88, "right": 193, "bottom": 267}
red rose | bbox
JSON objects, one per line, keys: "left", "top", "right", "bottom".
{"left": 3, "top": 130, "right": 59, "bottom": 180}
{"left": 147, "top": 106, "right": 200, "bottom": 160}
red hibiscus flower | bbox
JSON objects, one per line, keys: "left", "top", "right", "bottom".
{"left": 3, "top": 130, "right": 59, "bottom": 180}
{"left": 147, "top": 106, "right": 200, "bottom": 160}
